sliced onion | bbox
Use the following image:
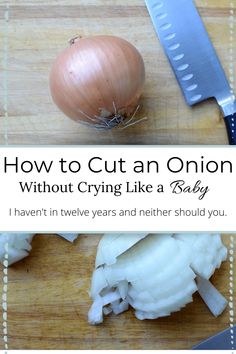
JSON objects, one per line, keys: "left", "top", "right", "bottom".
{"left": 0, "top": 234, "right": 34, "bottom": 266}
{"left": 96, "top": 233, "right": 148, "bottom": 267}
{"left": 0, "top": 233, "right": 79, "bottom": 265}
{"left": 196, "top": 275, "right": 228, "bottom": 317}
{"left": 57, "top": 233, "right": 79, "bottom": 242}
{"left": 88, "top": 290, "right": 121, "bottom": 325}
{"left": 89, "top": 234, "right": 228, "bottom": 324}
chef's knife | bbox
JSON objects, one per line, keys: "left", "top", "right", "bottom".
{"left": 145, "top": 0, "right": 236, "bottom": 144}
{"left": 193, "top": 325, "right": 236, "bottom": 350}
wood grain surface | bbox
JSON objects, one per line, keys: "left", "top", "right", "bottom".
{"left": 0, "top": 234, "right": 235, "bottom": 350}
{"left": 0, "top": 0, "right": 235, "bottom": 145}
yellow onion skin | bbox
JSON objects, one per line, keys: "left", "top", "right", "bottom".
{"left": 50, "top": 35, "right": 145, "bottom": 129}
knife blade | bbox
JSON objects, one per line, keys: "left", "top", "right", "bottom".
{"left": 145, "top": 0, "right": 236, "bottom": 144}
{"left": 193, "top": 325, "right": 236, "bottom": 350}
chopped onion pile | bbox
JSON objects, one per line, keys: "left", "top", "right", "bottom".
{"left": 88, "top": 234, "right": 228, "bottom": 325}
{"left": 0, "top": 233, "right": 79, "bottom": 265}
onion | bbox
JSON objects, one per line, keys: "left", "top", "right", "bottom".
{"left": 96, "top": 233, "right": 148, "bottom": 267}
{"left": 196, "top": 276, "right": 228, "bottom": 317}
{"left": 0, "top": 233, "right": 79, "bottom": 265}
{"left": 0, "top": 234, "right": 34, "bottom": 266}
{"left": 57, "top": 233, "right": 79, "bottom": 243}
{"left": 89, "top": 234, "right": 228, "bottom": 325}
{"left": 50, "top": 35, "right": 145, "bottom": 129}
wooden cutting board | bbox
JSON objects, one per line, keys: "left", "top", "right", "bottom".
{"left": 0, "top": 234, "right": 235, "bottom": 350}
{"left": 0, "top": 0, "right": 234, "bottom": 145}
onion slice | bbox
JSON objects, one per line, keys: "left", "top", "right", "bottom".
{"left": 196, "top": 275, "right": 228, "bottom": 317}
{"left": 57, "top": 233, "right": 79, "bottom": 242}
{"left": 96, "top": 233, "right": 148, "bottom": 267}
{"left": 88, "top": 290, "right": 122, "bottom": 325}
{"left": 0, "top": 233, "right": 79, "bottom": 265}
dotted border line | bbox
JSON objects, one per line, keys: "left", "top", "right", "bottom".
{"left": 2, "top": 4, "right": 9, "bottom": 146}
{"left": 229, "top": 235, "right": 235, "bottom": 351}
{"left": 229, "top": 1, "right": 235, "bottom": 98}
{"left": 229, "top": 2, "right": 235, "bottom": 350}
{"left": 2, "top": 236, "right": 9, "bottom": 353}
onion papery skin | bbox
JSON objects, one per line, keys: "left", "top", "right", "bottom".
{"left": 50, "top": 35, "right": 145, "bottom": 129}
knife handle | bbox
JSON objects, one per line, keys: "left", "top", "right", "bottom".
{"left": 224, "top": 113, "right": 236, "bottom": 145}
